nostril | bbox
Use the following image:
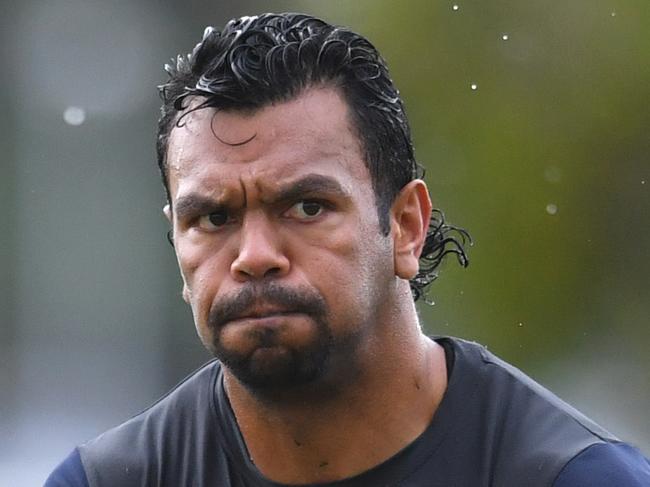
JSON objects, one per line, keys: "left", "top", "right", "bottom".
{"left": 230, "top": 253, "right": 290, "bottom": 280}
{"left": 263, "top": 267, "right": 283, "bottom": 278}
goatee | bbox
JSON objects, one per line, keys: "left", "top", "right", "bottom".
{"left": 207, "top": 282, "right": 333, "bottom": 392}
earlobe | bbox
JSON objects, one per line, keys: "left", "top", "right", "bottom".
{"left": 182, "top": 283, "right": 192, "bottom": 304}
{"left": 391, "top": 180, "right": 432, "bottom": 280}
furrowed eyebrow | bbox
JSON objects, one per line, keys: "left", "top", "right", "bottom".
{"left": 173, "top": 194, "right": 223, "bottom": 220}
{"left": 172, "top": 174, "right": 349, "bottom": 219}
{"left": 271, "top": 174, "right": 350, "bottom": 204}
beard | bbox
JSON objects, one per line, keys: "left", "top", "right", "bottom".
{"left": 205, "top": 281, "right": 344, "bottom": 395}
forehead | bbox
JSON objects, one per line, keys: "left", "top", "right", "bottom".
{"left": 165, "top": 87, "right": 369, "bottom": 201}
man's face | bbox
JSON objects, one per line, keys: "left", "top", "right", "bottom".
{"left": 165, "top": 87, "right": 396, "bottom": 393}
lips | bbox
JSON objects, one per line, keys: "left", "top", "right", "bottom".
{"left": 237, "top": 306, "right": 294, "bottom": 319}
{"left": 207, "top": 284, "right": 328, "bottom": 332}
{"left": 226, "top": 308, "right": 302, "bottom": 326}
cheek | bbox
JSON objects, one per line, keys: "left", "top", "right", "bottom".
{"left": 176, "top": 240, "right": 230, "bottom": 324}
{"left": 175, "top": 241, "right": 201, "bottom": 295}
{"left": 352, "top": 223, "right": 395, "bottom": 298}
{"left": 296, "top": 219, "right": 393, "bottom": 310}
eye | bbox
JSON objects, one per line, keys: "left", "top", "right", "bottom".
{"left": 287, "top": 200, "right": 325, "bottom": 219}
{"left": 197, "top": 210, "right": 230, "bottom": 230}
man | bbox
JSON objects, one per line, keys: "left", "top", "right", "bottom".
{"left": 46, "top": 12, "right": 650, "bottom": 487}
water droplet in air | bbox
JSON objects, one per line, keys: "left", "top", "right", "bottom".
{"left": 544, "top": 166, "right": 562, "bottom": 183}
{"left": 470, "top": 83, "right": 478, "bottom": 91}
{"left": 63, "top": 106, "right": 86, "bottom": 126}
{"left": 642, "top": 180, "right": 646, "bottom": 185}
{"left": 518, "top": 322, "right": 523, "bottom": 327}
{"left": 611, "top": 11, "right": 616, "bottom": 17}
{"left": 501, "top": 34, "right": 509, "bottom": 41}
{"left": 546, "top": 203, "right": 558, "bottom": 215}
{"left": 452, "top": 4, "right": 460, "bottom": 11}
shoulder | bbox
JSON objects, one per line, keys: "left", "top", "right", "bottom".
{"left": 448, "top": 337, "right": 614, "bottom": 439}
{"left": 554, "top": 442, "right": 650, "bottom": 486}
{"left": 44, "top": 448, "right": 89, "bottom": 487}
{"left": 436, "top": 337, "right": 624, "bottom": 486}
{"left": 83, "top": 358, "right": 220, "bottom": 445}
{"left": 74, "top": 360, "right": 222, "bottom": 486}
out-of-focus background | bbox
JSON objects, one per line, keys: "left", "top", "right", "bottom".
{"left": 1, "top": 0, "right": 648, "bottom": 484}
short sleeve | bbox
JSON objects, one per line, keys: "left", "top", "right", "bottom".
{"left": 554, "top": 442, "right": 650, "bottom": 486}
{"left": 44, "top": 448, "right": 90, "bottom": 487}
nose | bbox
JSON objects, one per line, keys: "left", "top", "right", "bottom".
{"left": 230, "top": 213, "right": 290, "bottom": 281}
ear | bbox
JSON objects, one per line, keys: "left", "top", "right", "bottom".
{"left": 391, "top": 180, "right": 432, "bottom": 280}
{"left": 182, "top": 283, "right": 192, "bottom": 304}
{"left": 163, "top": 204, "right": 172, "bottom": 222}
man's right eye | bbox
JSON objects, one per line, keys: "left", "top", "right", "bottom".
{"left": 197, "top": 211, "right": 229, "bottom": 230}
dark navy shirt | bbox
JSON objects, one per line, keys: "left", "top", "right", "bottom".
{"left": 45, "top": 338, "right": 650, "bottom": 486}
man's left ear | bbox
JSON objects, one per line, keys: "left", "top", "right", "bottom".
{"left": 390, "top": 180, "right": 432, "bottom": 280}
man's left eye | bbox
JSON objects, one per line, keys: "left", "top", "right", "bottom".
{"left": 288, "top": 200, "right": 324, "bottom": 219}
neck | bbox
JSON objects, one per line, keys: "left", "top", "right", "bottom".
{"left": 223, "top": 292, "right": 448, "bottom": 484}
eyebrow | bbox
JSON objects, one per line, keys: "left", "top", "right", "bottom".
{"left": 173, "top": 193, "right": 223, "bottom": 220}
{"left": 270, "top": 174, "right": 350, "bottom": 204}
{"left": 173, "top": 174, "right": 350, "bottom": 220}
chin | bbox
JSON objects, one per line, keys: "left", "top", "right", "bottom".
{"left": 213, "top": 334, "right": 332, "bottom": 391}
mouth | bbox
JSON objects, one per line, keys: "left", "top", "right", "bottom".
{"left": 208, "top": 285, "right": 327, "bottom": 332}
{"left": 226, "top": 309, "right": 303, "bottom": 327}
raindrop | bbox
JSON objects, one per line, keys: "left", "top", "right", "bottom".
{"left": 501, "top": 34, "right": 509, "bottom": 41}
{"left": 642, "top": 180, "right": 646, "bottom": 185}
{"left": 611, "top": 11, "right": 616, "bottom": 17}
{"left": 470, "top": 83, "right": 478, "bottom": 91}
{"left": 546, "top": 203, "right": 558, "bottom": 215}
{"left": 518, "top": 322, "right": 523, "bottom": 327}
{"left": 452, "top": 4, "right": 460, "bottom": 11}
{"left": 63, "top": 106, "right": 86, "bottom": 126}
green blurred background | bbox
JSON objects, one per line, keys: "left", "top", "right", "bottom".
{"left": 1, "top": 0, "right": 648, "bottom": 484}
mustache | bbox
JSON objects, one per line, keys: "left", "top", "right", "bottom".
{"left": 207, "top": 282, "right": 328, "bottom": 330}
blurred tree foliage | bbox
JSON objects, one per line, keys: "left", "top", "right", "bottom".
{"left": 2, "top": 3, "right": 647, "bottom": 474}
{"left": 303, "top": 0, "right": 650, "bottom": 372}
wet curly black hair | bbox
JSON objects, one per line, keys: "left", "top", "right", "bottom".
{"left": 156, "top": 12, "right": 470, "bottom": 301}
